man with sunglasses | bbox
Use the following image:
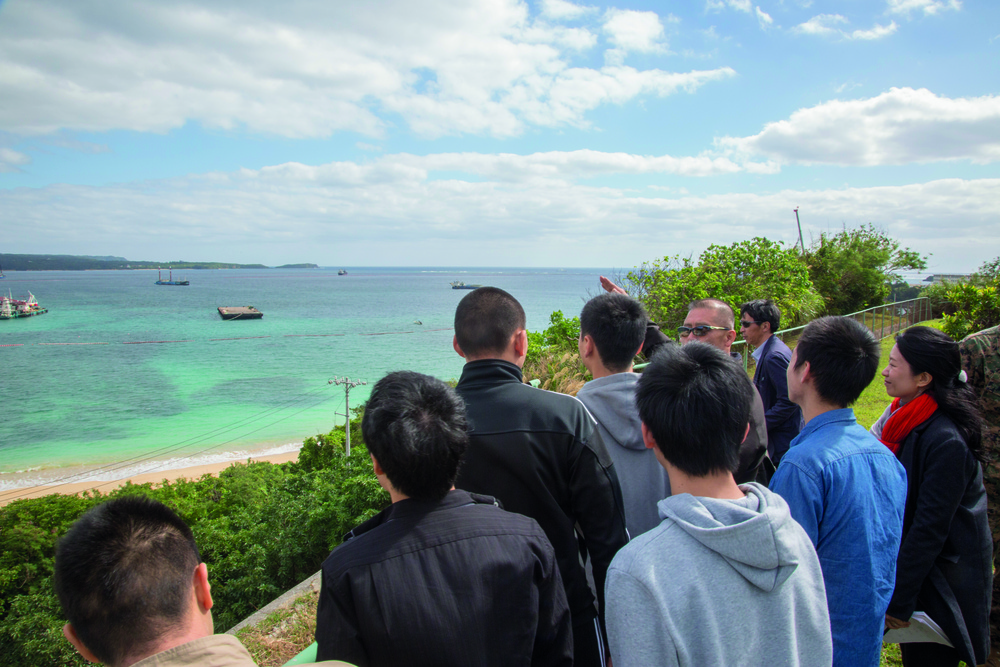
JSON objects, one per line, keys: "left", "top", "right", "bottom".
{"left": 740, "top": 299, "right": 804, "bottom": 466}
{"left": 680, "top": 299, "right": 771, "bottom": 483}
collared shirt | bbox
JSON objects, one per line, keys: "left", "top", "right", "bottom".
{"left": 769, "top": 409, "right": 907, "bottom": 667}
{"left": 133, "top": 634, "right": 352, "bottom": 667}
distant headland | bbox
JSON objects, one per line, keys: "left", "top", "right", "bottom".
{"left": 0, "top": 254, "right": 318, "bottom": 271}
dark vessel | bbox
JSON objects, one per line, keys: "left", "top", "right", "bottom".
{"left": 450, "top": 281, "right": 483, "bottom": 289}
{"left": 218, "top": 306, "right": 263, "bottom": 320}
{"left": 155, "top": 269, "right": 190, "bottom": 286}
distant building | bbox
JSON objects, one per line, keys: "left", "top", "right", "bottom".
{"left": 924, "top": 274, "right": 971, "bottom": 285}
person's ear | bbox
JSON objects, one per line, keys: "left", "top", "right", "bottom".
{"left": 740, "top": 422, "right": 750, "bottom": 444}
{"left": 640, "top": 422, "right": 657, "bottom": 451}
{"left": 513, "top": 329, "right": 528, "bottom": 360}
{"left": 370, "top": 454, "right": 385, "bottom": 476}
{"left": 193, "top": 562, "right": 213, "bottom": 613}
{"left": 63, "top": 624, "right": 101, "bottom": 664}
{"left": 578, "top": 334, "right": 595, "bottom": 359}
{"left": 725, "top": 329, "right": 737, "bottom": 347}
{"left": 452, "top": 335, "right": 466, "bottom": 359}
{"left": 915, "top": 372, "right": 933, "bottom": 390}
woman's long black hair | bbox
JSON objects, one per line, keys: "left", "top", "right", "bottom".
{"left": 895, "top": 326, "right": 985, "bottom": 463}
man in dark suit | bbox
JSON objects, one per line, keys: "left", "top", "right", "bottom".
{"left": 739, "top": 299, "right": 803, "bottom": 465}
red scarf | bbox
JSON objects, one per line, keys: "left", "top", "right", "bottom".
{"left": 879, "top": 393, "right": 938, "bottom": 454}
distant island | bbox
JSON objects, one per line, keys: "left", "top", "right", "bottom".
{"left": 0, "top": 254, "right": 319, "bottom": 271}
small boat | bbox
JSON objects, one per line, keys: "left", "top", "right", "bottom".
{"left": 155, "top": 269, "right": 190, "bottom": 286}
{"left": 0, "top": 262, "right": 5, "bottom": 279}
{"left": 450, "top": 281, "right": 483, "bottom": 290}
{"left": 0, "top": 292, "right": 48, "bottom": 319}
{"left": 338, "top": 269, "right": 348, "bottom": 275}
{"left": 218, "top": 306, "right": 263, "bottom": 320}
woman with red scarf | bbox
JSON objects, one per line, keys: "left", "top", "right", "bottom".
{"left": 871, "top": 326, "right": 991, "bottom": 667}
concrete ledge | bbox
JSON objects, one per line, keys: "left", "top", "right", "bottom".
{"left": 226, "top": 570, "right": 322, "bottom": 636}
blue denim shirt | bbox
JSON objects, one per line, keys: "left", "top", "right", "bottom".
{"left": 770, "top": 408, "right": 907, "bottom": 667}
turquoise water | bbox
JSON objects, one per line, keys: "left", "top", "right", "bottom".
{"left": 0, "top": 267, "right": 608, "bottom": 489}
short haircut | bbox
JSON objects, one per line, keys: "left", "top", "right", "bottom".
{"left": 362, "top": 370, "right": 469, "bottom": 501}
{"left": 54, "top": 497, "right": 202, "bottom": 667}
{"left": 740, "top": 299, "right": 781, "bottom": 332}
{"left": 454, "top": 287, "right": 526, "bottom": 358}
{"left": 687, "top": 298, "right": 735, "bottom": 328}
{"left": 580, "top": 293, "right": 648, "bottom": 372}
{"left": 635, "top": 343, "right": 753, "bottom": 476}
{"left": 792, "top": 316, "right": 880, "bottom": 407}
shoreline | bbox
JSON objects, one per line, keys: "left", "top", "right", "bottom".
{"left": 0, "top": 450, "right": 300, "bottom": 507}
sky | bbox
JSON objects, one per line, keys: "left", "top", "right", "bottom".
{"left": 0, "top": 0, "right": 998, "bottom": 272}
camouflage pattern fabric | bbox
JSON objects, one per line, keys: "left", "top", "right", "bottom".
{"left": 960, "top": 324, "right": 1000, "bottom": 657}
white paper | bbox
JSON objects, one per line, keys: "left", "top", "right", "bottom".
{"left": 883, "top": 611, "right": 954, "bottom": 647}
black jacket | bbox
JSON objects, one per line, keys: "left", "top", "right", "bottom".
{"left": 316, "top": 490, "right": 573, "bottom": 667}
{"left": 455, "top": 359, "right": 629, "bottom": 629}
{"left": 888, "top": 411, "right": 992, "bottom": 666}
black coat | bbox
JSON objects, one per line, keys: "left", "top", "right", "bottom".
{"left": 887, "top": 411, "right": 992, "bottom": 665}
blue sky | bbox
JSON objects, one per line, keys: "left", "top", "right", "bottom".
{"left": 1, "top": 0, "right": 998, "bottom": 272}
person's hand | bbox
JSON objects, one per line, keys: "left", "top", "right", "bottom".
{"left": 885, "top": 614, "right": 911, "bottom": 630}
{"left": 600, "top": 276, "right": 627, "bottom": 295}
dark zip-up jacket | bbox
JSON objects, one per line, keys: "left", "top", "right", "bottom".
{"left": 454, "top": 359, "right": 629, "bottom": 631}
{"left": 316, "top": 490, "right": 573, "bottom": 666}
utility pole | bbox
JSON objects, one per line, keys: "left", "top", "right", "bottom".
{"left": 328, "top": 376, "right": 367, "bottom": 456}
{"left": 793, "top": 207, "right": 805, "bottom": 254}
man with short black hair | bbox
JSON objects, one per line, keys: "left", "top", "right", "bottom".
{"left": 453, "top": 287, "right": 628, "bottom": 667}
{"left": 577, "top": 292, "right": 671, "bottom": 537}
{"left": 605, "top": 343, "right": 832, "bottom": 667}
{"left": 681, "top": 298, "right": 770, "bottom": 483}
{"left": 316, "top": 370, "right": 572, "bottom": 667}
{"left": 740, "top": 299, "right": 803, "bottom": 464}
{"left": 770, "top": 316, "right": 907, "bottom": 667}
{"left": 54, "top": 497, "right": 346, "bottom": 667}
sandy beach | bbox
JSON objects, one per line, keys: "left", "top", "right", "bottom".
{"left": 0, "top": 451, "right": 300, "bottom": 507}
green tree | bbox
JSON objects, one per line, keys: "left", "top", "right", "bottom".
{"left": 624, "top": 237, "right": 822, "bottom": 332}
{"left": 805, "top": 224, "right": 927, "bottom": 315}
{"left": 939, "top": 257, "right": 1000, "bottom": 340}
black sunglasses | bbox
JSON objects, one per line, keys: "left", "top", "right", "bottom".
{"left": 677, "top": 325, "right": 731, "bottom": 337}
{"left": 739, "top": 320, "right": 761, "bottom": 328}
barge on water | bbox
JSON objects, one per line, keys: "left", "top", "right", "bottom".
{"left": 155, "top": 269, "right": 189, "bottom": 286}
{"left": 218, "top": 306, "right": 263, "bottom": 320}
{"left": 450, "top": 281, "right": 483, "bottom": 289}
{"left": 0, "top": 292, "right": 48, "bottom": 319}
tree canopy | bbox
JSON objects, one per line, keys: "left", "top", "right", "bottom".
{"left": 805, "top": 224, "right": 927, "bottom": 315}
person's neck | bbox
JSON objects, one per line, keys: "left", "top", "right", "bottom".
{"left": 465, "top": 353, "right": 522, "bottom": 367}
{"left": 588, "top": 363, "right": 631, "bottom": 379}
{"left": 121, "top": 626, "right": 210, "bottom": 667}
{"left": 666, "top": 467, "right": 744, "bottom": 500}
{"left": 756, "top": 332, "right": 772, "bottom": 349}
{"left": 798, "top": 394, "right": 843, "bottom": 425}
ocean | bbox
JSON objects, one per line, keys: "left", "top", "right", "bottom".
{"left": 0, "top": 267, "right": 611, "bottom": 491}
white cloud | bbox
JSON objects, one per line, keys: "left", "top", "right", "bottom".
{"left": 603, "top": 9, "right": 668, "bottom": 53}
{"left": 886, "top": 0, "right": 961, "bottom": 17}
{"left": 849, "top": 21, "right": 898, "bottom": 39}
{"left": 2, "top": 165, "right": 995, "bottom": 269}
{"left": 706, "top": 0, "right": 752, "bottom": 13}
{"left": 792, "top": 14, "right": 896, "bottom": 40}
{"left": 755, "top": 7, "right": 774, "bottom": 29}
{"left": 540, "top": 0, "right": 598, "bottom": 21}
{"left": 716, "top": 87, "right": 1000, "bottom": 166}
{"left": 0, "top": 148, "right": 31, "bottom": 173}
{"left": 0, "top": 0, "right": 721, "bottom": 140}
{"left": 793, "top": 14, "right": 848, "bottom": 36}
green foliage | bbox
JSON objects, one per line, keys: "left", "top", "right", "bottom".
{"left": 625, "top": 237, "right": 822, "bottom": 332}
{"left": 0, "top": 417, "right": 389, "bottom": 665}
{"left": 805, "top": 224, "right": 927, "bottom": 315}
{"left": 941, "top": 284, "right": 1000, "bottom": 341}
{"left": 523, "top": 311, "right": 589, "bottom": 393}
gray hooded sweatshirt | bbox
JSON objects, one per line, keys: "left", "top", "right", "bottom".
{"left": 605, "top": 483, "right": 832, "bottom": 667}
{"left": 577, "top": 373, "right": 671, "bottom": 537}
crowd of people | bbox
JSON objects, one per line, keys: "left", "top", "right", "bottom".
{"left": 51, "top": 283, "right": 997, "bottom": 667}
